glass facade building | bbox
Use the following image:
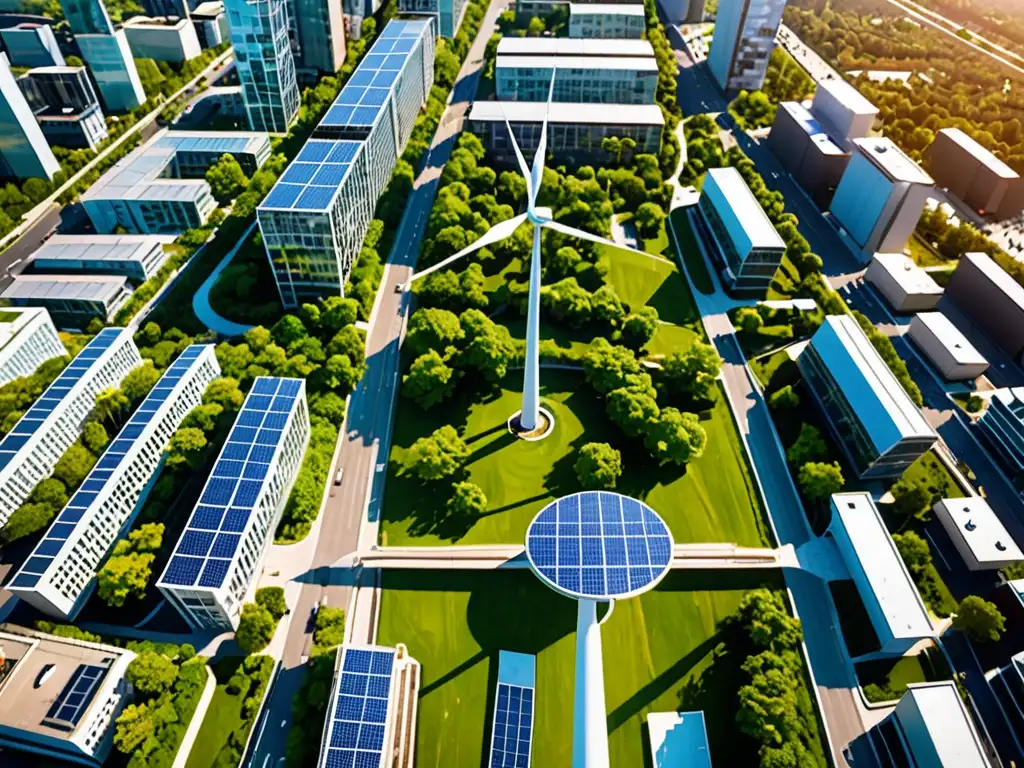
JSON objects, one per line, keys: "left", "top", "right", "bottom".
{"left": 495, "top": 55, "right": 657, "bottom": 103}
{"left": 61, "top": 0, "right": 145, "bottom": 111}
{"left": 258, "top": 19, "right": 434, "bottom": 308}
{"left": 0, "top": 53, "right": 60, "bottom": 180}
{"left": 706, "top": 0, "right": 786, "bottom": 92}
{"left": 568, "top": 4, "right": 645, "bottom": 39}
{"left": 398, "top": 0, "right": 467, "bottom": 38}
{"left": 19, "top": 65, "right": 109, "bottom": 151}
{"left": 978, "top": 387, "right": 1024, "bottom": 487}
{"left": 290, "top": 0, "right": 347, "bottom": 75}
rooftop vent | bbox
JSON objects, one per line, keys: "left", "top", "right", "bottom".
{"left": 997, "top": 541, "right": 1007, "bottom": 551}
{"left": 35, "top": 664, "right": 55, "bottom": 688}
{"left": 965, "top": 520, "right": 977, "bottom": 532}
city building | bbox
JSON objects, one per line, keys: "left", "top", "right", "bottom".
{"left": 694, "top": 166, "right": 785, "bottom": 296}
{"left": 316, "top": 644, "right": 423, "bottom": 768}
{"left": 978, "top": 386, "right": 1024, "bottom": 486}
{"left": 141, "top": 0, "right": 188, "bottom": 15}
{"left": 864, "top": 252, "right": 943, "bottom": 313}
{"left": 1, "top": 275, "right": 133, "bottom": 328}
{"left": 0, "top": 623, "right": 136, "bottom": 766}
{"left": 799, "top": 315, "right": 937, "bottom": 479}
{"left": 827, "top": 493, "right": 934, "bottom": 656}
{"left": 0, "top": 22, "right": 64, "bottom": 67}
{"left": 829, "top": 138, "right": 935, "bottom": 262}
{"left": 0, "top": 308, "right": 66, "bottom": 387}
{"left": 31, "top": 234, "right": 176, "bottom": 282}
{"left": 568, "top": 4, "right": 645, "bottom": 38}
{"left": 647, "top": 711, "right": 711, "bottom": 768}
{"left": 9, "top": 345, "right": 220, "bottom": 619}
{"left": 291, "top": 0, "right": 346, "bottom": 75}
{"left": 514, "top": 0, "right": 641, "bottom": 23}
{"left": 871, "top": 682, "right": 992, "bottom": 768}
{"left": 19, "top": 65, "right": 109, "bottom": 151}
{"left": 0, "top": 328, "right": 140, "bottom": 526}
{"left": 811, "top": 78, "right": 879, "bottom": 148}
{"left": 707, "top": 0, "right": 786, "bottom": 92}
{"left": 398, "top": 0, "right": 464, "bottom": 37}
{"left": 258, "top": 19, "right": 434, "bottom": 308}
{"left": 946, "top": 251, "right": 1024, "bottom": 362}
{"left": 497, "top": 36, "right": 653, "bottom": 58}
{"left": 496, "top": 55, "right": 657, "bottom": 103}
{"left": 60, "top": 0, "right": 145, "bottom": 111}
{"left": 766, "top": 102, "right": 849, "bottom": 206}
{"left": 907, "top": 312, "right": 989, "bottom": 381}
{"left": 190, "top": 1, "right": 229, "bottom": 48}
{"left": 467, "top": 101, "right": 663, "bottom": 166}
{"left": 0, "top": 53, "right": 59, "bottom": 180}
{"left": 927, "top": 128, "right": 1023, "bottom": 220}
{"left": 123, "top": 16, "right": 203, "bottom": 63}
{"left": 224, "top": 0, "right": 300, "bottom": 132}
{"left": 158, "top": 377, "right": 310, "bottom": 630}
{"left": 933, "top": 497, "right": 1022, "bottom": 571}
{"left": 81, "top": 129, "right": 272, "bottom": 234}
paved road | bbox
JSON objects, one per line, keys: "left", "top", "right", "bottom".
{"left": 243, "top": 6, "right": 503, "bottom": 767}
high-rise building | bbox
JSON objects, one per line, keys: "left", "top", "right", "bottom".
{"left": 0, "top": 22, "right": 65, "bottom": 67}
{"left": 398, "top": 0, "right": 465, "bottom": 37}
{"left": 158, "top": 377, "right": 310, "bottom": 630}
{"left": 926, "top": 127, "right": 1023, "bottom": 220}
{"left": 707, "top": 0, "right": 786, "bottom": 92}
{"left": 291, "top": 0, "right": 347, "bottom": 75}
{"left": 0, "top": 53, "right": 60, "bottom": 180}
{"left": 0, "top": 308, "right": 66, "bottom": 388}
{"left": 829, "top": 138, "right": 934, "bottom": 262}
{"left": 224, "top": 0, "right": 300, "bottom": 132}
{"left": 19, "top": 65, "right": 109, "bottom": 151}
{"left": 191, "top": 1, "right": 230, "bottom": 47}
{"left": 60, "top": 0, "right": 146, "bottom": 111}
{"left": 258, "top": 19, "right": 434, "bottom": 308}
{"left": 9, "top": 345, "right": 220, "bottom": 619}
{"left": 568, "top": 3, "right": 645, "bottom": 38}
{"left": 0, "top": 328, "right": 141, "bottom": 526}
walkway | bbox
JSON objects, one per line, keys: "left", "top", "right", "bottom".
{"left": 191, "top": 219, "right": 257, "bottom": 337}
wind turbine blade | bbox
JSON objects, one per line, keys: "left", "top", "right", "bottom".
{"left": 407, "top": 213, "right": 530, "bottom": 285}
{"left": 530, "top": 74, "right": 555, "bottom": 206}
{"left": 499, "top": 102, "right": 534, "bottom": 209}
{"left": 542, "top": 220, "right": 668, "bottom": 262}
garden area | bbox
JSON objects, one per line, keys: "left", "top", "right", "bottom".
{"left": 378, "top": 569, "right": 828, "bottom": 768}
{"left": 856, "top": 645, "right": 952, "bottom": 704}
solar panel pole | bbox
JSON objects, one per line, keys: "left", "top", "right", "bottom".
{"left": 572, "top": 598, "right": 610, "bottom": 768}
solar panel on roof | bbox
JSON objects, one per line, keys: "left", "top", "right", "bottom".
{"left": 320, "top": 648, "right": 396, "bottom": 768}
{"left": 44, "top": 664, "right": 106, "bottom": 727}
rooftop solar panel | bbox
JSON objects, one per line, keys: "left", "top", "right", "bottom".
{"left": 44, "top": 664, "right": 107, "bottom": 727}
{"left": 319, "top": 647, "right": 396, "bottom": 768}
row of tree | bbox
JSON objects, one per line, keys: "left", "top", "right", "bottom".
{"left": 729, "top": 48, "right": 817, "bottom": 130}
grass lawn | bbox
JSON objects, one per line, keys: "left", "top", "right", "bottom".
{"left": 377, "top": 569, "right": 789, "bottom": 768}
{"left": 598, "top": 240, "right": 701, "bottom": 331}
{"left": 184, "top": 659, "right": 246, "bottom": 768}
{"left": 899, "top": 451, "right": 965, "bottom": 500}
{"left": 906, "top": 233, "right": 953, "bottom": 267}
{"left": 856, "top": 646, "right": 951, "bottom": 703}
{"left": 381, "top": 370, "right": 771, "bottom": 547}
{"left": 749, "top": 348, "right": 798, "bottom": 391}
{"left": 668, "top": 207, "right": 715, "bottom": 296}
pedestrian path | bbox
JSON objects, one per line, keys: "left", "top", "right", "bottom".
{"left": 192, "top": 220, "right": 257, "bottom": 337}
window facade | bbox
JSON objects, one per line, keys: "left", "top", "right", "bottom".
{"left": 978, "top": 392, "right": 1024, "bottom": 485}
{"left": 495, "top": 64, "right": 657, "bottom": 104}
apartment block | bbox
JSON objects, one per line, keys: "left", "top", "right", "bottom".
{"left": 291, "top": 0, "right": 347, "bottom": 75}
{"left": 60, "top": 0, "right": 144, "bottom": 111}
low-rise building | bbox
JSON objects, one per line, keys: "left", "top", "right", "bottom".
{"left": 467, "top": 101, "right": 663, "bottom": 166}
{"left": 907, "top": 312, "right": 989, "bottom": 381}
{"left": 978, "top": 386, "right": 1024, "bottom": 486}
{"left": 190, "top": 1, "right": 229, "bottom": 48}
{"left": 123, "top": 15, "right": 203, "bottom": 63}
{"left": 0, "top": 22, "right": 63, "bottom": 67}
{"left": 695, "top": 166, "right": 785, "bottom": 296}
{"left": 933, "top": 496, "right": 1022, "bottom": 571}
{"left": 0, "top": 623, "right": 136, "bottom": 766}
{"left": 568, "top": 3, "right": 645, "bottom": 38}
{"left": 496, "top": 54, "right": 657, "bottom": 103}
{"left": 1, "top": 275, "right": 133, "bottom": 328}
{"left": 31, "top": 234, "right": 177, "bottom": 282}
{"left": 946, "top": 251, "right": 1024, "bottom": 362}
{"left": 811, "top": 78, "right": 879, "bottom": 148}
{"left": 0, "top": 307, "right": 65, "bottom": 387}
{"left": 766, "top": 101, "right": 850, "bottom": 206}
{"left": 19, "top": 65, "right": 108, "bottom": 151}
{"left": 864, "top": 252, "right": 943, "bottom": 313}
{"left": 926, "top": 127, "right": 1022, "bottom": 220}
{"left": 799, "top": 315, "right": 936, "bottom": 478}
{"left": 827, "top": 492, "right": 934, "bottom": 656}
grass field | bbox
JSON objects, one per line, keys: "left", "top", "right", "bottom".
{"left": 378, "top": 569, "right": 785, "bottom": 768}
{"left": 668, "top": 208, "right": 715, "bottom": 296}
{"left": 380, "top": 370, "right": 771, "bottom": 547}
{"left": 856, "top": 646, "right": 951, "bottom": 703}
{"left": 184, "top": 659, "right": 246, "bottom": 768}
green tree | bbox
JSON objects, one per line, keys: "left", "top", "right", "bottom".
{"left": 204, "top": 378, "right": 245, "bottom": 411}
{"left": 890, "top": 475, "right": 933, "bottom": 521}
{"left": 127, "top": 522, "right": 164, "bottom": 553}
{"left": 122, "top": 363, "right": 161, "bottom": 403}
{"left": 785, "top": 423, "right": 827, "bottom": 465}
{"left": 634, "top": 202, "right": 666, "bottom": 239}
{"left": 126, "top": 652, "right": 179, "bottom": 696}
{"left": 621, "top": 307, "right": 659, "bottom": 349}
{"left": 607, "top": 386, "right": 660, "bottom": 438}
{"left": 114, "top": 703, "right": 154, "bottom": 753}
{"left": 137, "top": 321, "right": 161, "bottom": 346}
{"left": 96, "top": 552, "right": 155, "bottom": 607}
{"left": 527, "top": 16, "right": 545, "bottom": 36}
{"left": 236, "top": 602, "right": 277, "bottom": 653}
{"left": 797, "top": 461, "right": 844, "bottom": 503}
{"left": 53, "top": 442, "right": 96, "bottom": 488}
{"left": 405, "top": 425, "right": 469, "bottom": 481}
{"left": 583, "top": 338, "right": 645, "bottom": 394}
{"left": 321, "top": 297, "right": 360, "bottom": 333}
{"left": 0, "top": 502, "right": 56, "bottom": 544}
{"left": 735, "top": 306, "right": 764, "bottom": 334}
{"left": 645, "top": 408, "right": 707, "bottom": 465}
{"left": 29, "top": 477, "right": 69, "bottom": 509}
{"left": 205, "top": 153, "right": 249, "bottom": 205}
{"left": 82, "top": 421, "right": 109, "bottom": 453}
{"left": 893, "top": 531, "right": 932, "bottom": 571}
{"left": 574, "top": 442, "right": 622, "bottom": 490}
{"left": 243, "top": 326, "right": 272, "bottom": 353}
{"left": 256, "top": 586, "right": 288, "bottom": 621}
{"left": 94, "top": 387, "right": 130, "bottom": 428}
{"left": 768, "top": 385, "right": 799, "bottom": 410}
{"left": 403, "top": 350, "right": 458, "bottom": 409}
{"left": 953, "top": 595, "right": 1005, "bottom": 643}
{"left": 165, "top": 427, "right": 208, "bottom": 470}
{"left": 459, "top": 309, "right": 516, "bottom": 381}
{"left": 326, "top": 325, "right": 366, "bottom": 367}
{"left": 181, "top": 403, "right": 224, "bottom": 432}
{"left": 661, "top": 341, "right": 722, "bottom": 402}
{"left": 270, "top": 315, "right": 307, "bottom": 348}
{"left": 407, "top": 308, "right": 464, "bottom": 355}
{"left": 448, "top": 481, "right": 487, "bottom": 517}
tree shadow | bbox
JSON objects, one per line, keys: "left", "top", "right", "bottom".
{"left": 648, "top": 271, "right": 699, "bottom": 326}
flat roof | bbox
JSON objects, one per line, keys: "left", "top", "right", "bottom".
{"left": 898, "top": 682, "right": 991, "bottom": 768}
{"left": 831, "top": 493, "right": 934, "bottom": 640}
{"left": 23, "top": 65, "right": 82, "bottom": 75}
{"left": 853, "top": 137, "right": 934, "bottom": 185}
{"left": 1, "top": 274, "right": 128, "bottom": 302}
{"left": 705, "top": 167, "right": 786, "bottom": 250}
{"left": 648, "top": 712, "right": 711, "bottom": 768}
{"left": 871, "top": 252, "right": 943, "bottom": 296}
{"left": 191, "top": 0, "right": 223, "bottom": 13}
{"left": 935, "top": 496, "right": 1022, "bottom": 564}
{"left": 912, "top": 312, "right": 987, "bottom": 366}
{"left": 816, "top": 77, "right": 879, "bottom": 117}
{"left": 34, "top": 234, "right": 176, "bottom": 264}
{"left": 809, "top": 315, "right": 936, "bottom": 449}
{"left": 961, "top": 251, "right": 1024, "bottom": 314}
{"left": 123, "top": 16, "right": 190, "bottom": 28}
{"left": 468, "top": 101, "right": 664, "bottom": 126}
{"left": 938, "top": 128, "right": 1018, "bottom": 180}
{"left": 497, "top": 37, "right": 654, "bottom": 58}
{"left": 497, "top": 54, "right": 659, "bottom": 71}
{"left": 779, "top": 101, "right": 845, "bottom": 157}
{"left": 569, "top": 2, "right": 644, "bottom": 14}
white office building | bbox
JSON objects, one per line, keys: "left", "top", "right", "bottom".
{"left": 9, "top": 346, "right": 220, "bottom": 619}
{"left": 568, "top": 4, "right": 645, "bottom": 38}
{"left": 933, "top": 496, "right": 1022, "bottom": 571}
{"left": 158, "top": 377, "right": 310, "bottom": 630}
{"left": 0, "top": 308, "right": 66, "bottom": 388}
{"left": 707, "top": 0, "right": 786, "bottom": 92}
{"left": 907, "top": 312, "right": 989, "bottom": 381}
{"left": 1, "top": 275, "right": 133, "bottom": 329}
{"left": 123, "top": 16, "right": 203, "bottom": 64}
{"left": 0, "top": 623, "right": 136, "bottom": 766}
{"left": 0, "top": 329, "right": 140, "bottom": 526}
{"left": 32, "top": 234, "right": 177, "bottom": 283}
{"left": 864, "top": 252, "right": 943, "bottom": 313}
{"left": 812, "top": 78, "right": 879, "bottom": 148}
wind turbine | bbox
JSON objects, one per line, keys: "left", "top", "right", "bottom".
{"left": 402, "top": 85, "right": 655, "bottom": 434}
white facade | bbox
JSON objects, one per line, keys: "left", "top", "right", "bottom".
{"left": 908, "top": 312, "right": 989, "bottom": 381}
{"left": 9, "top": 345, "right": 221, "bottom": 619}
{"left": 0, "top": 308, "right": 66, "bottom": 388}
{"left": 0, "top": 328, "right": 141, "bottom": 526}
{"left": 158, "top": 377, "right": 310, "bottom": 630}
{"left": 933, "top": 497, "right": 1022, "bottom": 571}
{"left": 32, "top": 234, "right": 177, "bottom": 283}
{"left": 706, "top": 0, "right": 786, "bottom": 92}
{"left": 865, "top": 252, "right": 943, "bottom": 313}
{"left": 891, "top": 682, "right": 992, "bottom": 768}
{"left": 123, "top": 17, "right": 203, "bottom": 63}
{"left": 568, "top": 4, "right": 645, "bottom": 38}
{"left": 811, "top": 78, "right": 878, "bottom": 148}
{"left": 0, "top": 623, "right": 136, "bottom": 766}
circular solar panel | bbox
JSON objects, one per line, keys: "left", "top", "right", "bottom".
{"left": 525, "top": 491, "right": 674, "bottom": 600}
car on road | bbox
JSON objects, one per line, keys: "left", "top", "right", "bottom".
{"left": 334, "top": 468, "right": 344, "bottom": 486}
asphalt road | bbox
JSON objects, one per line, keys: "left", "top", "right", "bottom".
{"left": 243, "top": 6, "right": 503, "bottom": 766}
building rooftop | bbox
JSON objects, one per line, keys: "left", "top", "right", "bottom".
{"left": 123, "top": 15, "right": 191, "bottom": 29}
{"left": 0, "top": 623, "right": 130, "bottom": 740}
{"left": 831, "top": 493, "right": 934, "bottom": 641}
{"left": 934, "top": 496, "right": 1022, "bottom": 565}
{"left": 779, "top": 101, "right": 846, "bottom": 157}
{"left": 648, "top": 712, "right": 711, "bottom": 768}
{"left": 0, "top": 308, "right": 50, "bottom": 351}
{"left": 1, "top": 274, "right": 128, "bottom": 302}
{"left": 468, "top": 101, "right": 664, "bottom": 126}
{"left": 496, "top": 54, "right": 659, "bottom": 72}
{"left": 853, "top": 137, "right": 934, "bottom": 185}
{"left": 22, "top": 64, "right": 82, "bottom": 76}
{"left": 497, "top": 37, "right": 654, "bottom": 58}
{"left": 191, "top": 0, "right": 223, "bottom": 14}
{"left": 33, "top": 234, "right": 176, "bottom": 266}
{"left": 938, "top": 128, "right": 1018, "bottom": 180}
{"left": 898, "top": 682, "right": 991, "bottom": 768}
{"left": 816, "top": 77, "right": 880, "bottom": 117}
{"left": 568, "top": 2, "right": 645, "bottom": 14}
{"left": 705, "top": 166, "right": 786, "bottom": 250}
{"left": 912, "top": 312, "right": 987, "bottom": 367}
{"left": 961, "top": 251, "right": 1024, "bottom": 313}
{"left": 870, "top": 252, "right": 943, "bottom": 296}
{"left": 810, "top": 315, "right": 936, "bottom": 449}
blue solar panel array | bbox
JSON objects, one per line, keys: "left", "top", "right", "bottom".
{"left": 320, "top": 647, "right": 396, "bottom": 768}
{"left": 160, "top": 378, "right": 303, "bottom": 591}
{"left": 44, "top": 664, "right": 106, "bottom": 727}
{"left": 489, "top": 683, "right": 534, "bottom": 768}
{"left": 260, "top": 140, "right": 361, "bottom": 211}
{"left": 9, "top": 345, "right": 211, "bottom": 591}
{"left": 0, "top": 328, "right": 123, "bottom": 475}
{"left": 525, "top": 492, "right": 673, "bottom": 599}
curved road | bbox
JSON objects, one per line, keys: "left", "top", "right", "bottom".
{"left": 192, "top": 220, "right": 257, "bottom": 337}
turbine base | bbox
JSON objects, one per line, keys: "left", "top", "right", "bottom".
{"left": 507, "top": 407, "right": 555, "bottom": 441}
